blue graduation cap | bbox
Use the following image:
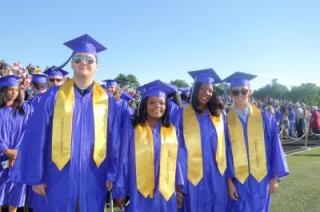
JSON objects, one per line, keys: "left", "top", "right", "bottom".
{"left": 188, "top": 68, "right": 222, "bottom": 84}
{"left": 120, "top": 91, "right": 134, "bottom": 102}
{"left": 100, "top": 84, "right": 107, "bottom": 89}
{"left": 43, "top": 66, "right": 69, "bottom": 77}
{"left": 31, "top": 74, "right": 48, "bottom": 84}
{"left": 179, "top": 87, "right": 191, "bottom": 96}
{"left": 64, "top": 34, "right": 107, "bottom": 55}
{"left": 0, "top": 75, "right": 21, "bottom": 87}
{"left": 137, "top": 80, "right": 176, "bottom": 99}
{"left": 102, "top": 79, "right": 119, "bottom": 87}
{"left": 223, "top": 72, "right": 257, "bottom": 89}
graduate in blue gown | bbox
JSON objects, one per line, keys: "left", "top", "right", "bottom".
{"left": 223, "top": 72, "right": 289, "bottom": 212}
{"left": 12, "top": 34, "right": 120, "bottom": 212}
{"left": 43, "top": 66, "right": 69, "bottom": 87}
{"left": 114, "top": 80, "right": 185, "bottom": 212}
{"left": 180, "top": 68, "right": 230, "bottom": 212}
{"left": 0, "top": 75, "right": 27, "bottom": 211}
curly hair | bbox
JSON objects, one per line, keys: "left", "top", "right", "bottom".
{"left": 190, "top": 82, "right": 224, "bottom": 116}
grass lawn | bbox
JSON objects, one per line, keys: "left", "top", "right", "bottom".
{"left": 271, "top": 146, "right": 320, "bottom": 212}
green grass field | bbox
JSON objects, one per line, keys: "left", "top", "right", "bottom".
{"left": 271, "top": 146, "right": 320, "bottom": 212}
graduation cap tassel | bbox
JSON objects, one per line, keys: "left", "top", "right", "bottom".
{"left": 57, "top": 53, "right": 74, "bottom": 69}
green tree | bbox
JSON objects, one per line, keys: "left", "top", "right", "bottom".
{"left": 170, "top": 79, "right": 189, "bottom": 88}
{"left": 115, "top": 73, "right": 128, "bottom": 88}
{"left": 127, "top": 74, "right": 139, "bottom": 88}
{"left": 288, "top": 83, "right": 320, "bottom": 106}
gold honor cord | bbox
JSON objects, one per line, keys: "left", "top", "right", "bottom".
{"left": 183, "top": 105, "right": 227, "bottom": 186}
{"left": 227, "top": 105, "right": 267, "bottom": 184}
{"left": 92, "top": 83, "right": 109, "bottom": 167}
{"left": 52, "top": 80, "right": 74, "bottom": 170}
{"left": 211, "top": 114, "right": 227, "bottom": 176}
{"left": 248, "top": 105, "right": 267, "bottom": 182}
{"left": 159, "top": 125, "right": 178, "bottom": 201}
{"left": 135, "top": 123, "right": 178, "bottom": 200}
{"left": 52, "top": 80, "right": 109, "bottom": 170}
{"left": 135, "top": 123, "right": 155, "bottom": 198}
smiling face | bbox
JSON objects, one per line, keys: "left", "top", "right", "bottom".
{"left": 197, "top": 83, "right": 214, "bottom": 106}
{"left": 71, "top": 52, "right": 98, "bottom": 79}
{"left": 231, "top": 85, "right": 251, "bottom": 109}
{"left": 146, "top": 96, "right": 166, "bottom": 120}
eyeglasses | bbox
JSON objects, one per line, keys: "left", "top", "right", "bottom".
{"left": 72, "top": 55, "right": 96, "bottom": 64}
{"left": 49, "top": 78, "right": 63, "bottom": 83}
{"left": 231, "top": 88, "right": 249, "bottom": 96}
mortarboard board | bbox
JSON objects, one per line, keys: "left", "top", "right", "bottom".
{"left": 120, "top": 92, "right": 134, "bottom": 102}
{"left": 0, "top": 75, "right": 21, "bottom": 87}
{"left": 43, "top": 66, "right": 69, "bottom": 77}
{"left": 64, "top": 34, "right": 107, "bottom": 55}
{"left": 179, "top": 87, "right": 191, "bottom": 96}
{"left": 223, "top": 71, "right": 257, "bottom": 89}
{"left": 102, "top": 79, "right": 119, "bottom": 87}
{"left": 31, "top": 74, "right": 48, "bottom": 84}
{"left": 137, "top": 80, "right": 176, "bottom": 99}
{"left": 188, "top": 68, "right": 222, "bottom": 84}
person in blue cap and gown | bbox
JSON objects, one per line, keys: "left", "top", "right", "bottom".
{"left": 12, "top": 34, "right": 120, "bottom": 212}
{"left": 0, "top": 75, "right": 27, "bottom": 212}
{"left": 120, "top": 91, "right": 135, "bottom": 115}
{"left": 223, "top": 72, "right": 289, "bottom": 212}
{"left": 113, "top": 80, "right": 185, "bottom": 212}
{"left": 180, "top": 68, "right": 230, "bottom": 212}
{"left": 43, "top": 66, "right": 69, "bottom": 87}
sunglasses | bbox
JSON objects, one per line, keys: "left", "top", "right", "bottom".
{"left": 231, "top": 88, "right": 249, "bottom": 96}
{"left": 49, "top": 78, "right": 63, "bottom": 83}
{"left": 72, "top": 55, "right": 96, "bottom": 64}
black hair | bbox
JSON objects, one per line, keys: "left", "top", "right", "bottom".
{"left": 190, "top": 82, "right": 224, "bottom": 116}
{"left": 167, "top": 91, "right": 183, "bottom": 108}
{"left": 0, "top": 86, "right": 26, "bottom": 115}
{"left": 133, "top": 96, "right": 171, "bottom": 127}
{"left": 32, "top": 82, "right": 47, "bottom": 91}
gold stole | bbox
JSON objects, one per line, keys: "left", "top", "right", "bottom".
{"left": 227, "top": 104, "right": 267, "bottom": 184}
{"left": 135, "top": 123, "right": 178, "bottom": 201}
{"left": 52, "top": 79, "right": 109, "bottom": 170}
{"left": 183, "top": 104, "right": 226, "bottom": 186}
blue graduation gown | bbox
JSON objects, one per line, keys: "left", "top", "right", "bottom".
{"left": 0, "top": 106, "right": 27, "bottom": 207}
{"left": 114, "top": 119, "right": 184, "bottom": 212}
{"left": 12, "top": 84, "right": 121, "bottom": 212}
{"left": 227, "top": 110, "right": 289, "bottom": 212}
{"left": 180, "top": 109, "right": 229, "bottom": 212}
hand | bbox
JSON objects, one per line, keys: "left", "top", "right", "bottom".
{"left": 9, "top": 158, "right": 16, "bottom": 168}
{"left": 227, "top": 178, "right": 239, "bottom": 201}
{"left": 4, "top": 149, "right": 17, "bottom": 160}
{"left": 114, "top": 198, "right": 126, "bottom": 209}
{"left": 106, "top": 181, "right": 113, "bottom": 191}
{"left": 177, "top": 188, "right": 184, "bottom": 209}
{"left": 268, "top": 178, "right": 279, "bottom": 194}
{"left": 32, "top": 184, "right": 47, "bottom": 196}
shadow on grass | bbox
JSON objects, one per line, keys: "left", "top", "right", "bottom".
{"left": 292, "top": 154, "right": 320, "bottom": 157}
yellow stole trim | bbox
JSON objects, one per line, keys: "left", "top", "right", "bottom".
{"left": 52, "top": 79, "right": 109, "bottom": 170}
{"left": 227, "top": 104, "right": 267, "bottom": 184}
{"left": 135, "top": 123, "right": 178, "bottom": 201}
{"left": 183, "top": 104, "right": 226, "bottom": 186}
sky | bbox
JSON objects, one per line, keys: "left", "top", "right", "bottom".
{"left": 1, "top": 0, "right": 319, "bottom": 90}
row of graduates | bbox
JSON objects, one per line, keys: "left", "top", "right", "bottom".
{"left": 0, "top": 34, "right": 289, "bottom": 212}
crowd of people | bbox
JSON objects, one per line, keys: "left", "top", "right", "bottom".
{"left": 0, "top": 34, "right": 292, "bottom": 212}
{"left": 252, "top": 98, "right": 320, "bottom": 140}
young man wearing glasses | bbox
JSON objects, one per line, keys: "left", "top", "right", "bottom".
{"left": 12, "top": 34, "right": 120, "bottom": 212}
{"left": 43, "top": 66, "right": 69, "bottom": 87}
{"left": 224, "top": 72, "right": 289, "bottom": 212}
